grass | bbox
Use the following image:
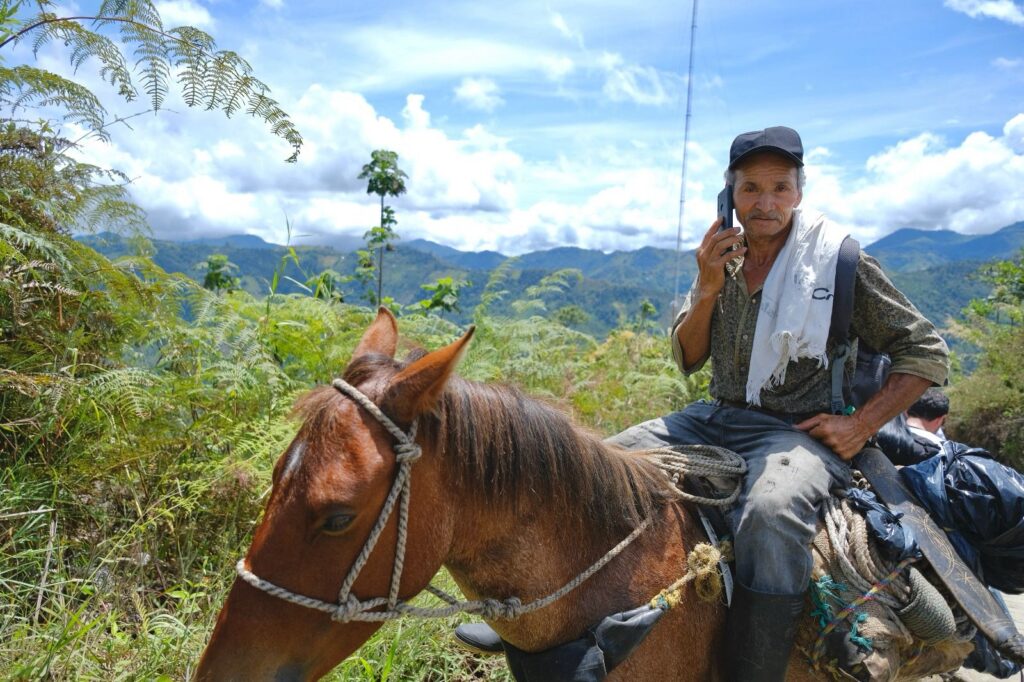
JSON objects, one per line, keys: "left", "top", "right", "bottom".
{"left": 1, "top": 458, "right": 515, "bottom": 681}
{"left": 0, "top": 235, "right": 705, "bottom": 680}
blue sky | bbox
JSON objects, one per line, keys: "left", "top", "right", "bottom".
{"left": 10, "top": 0, "right": 1024, "bottom": 253}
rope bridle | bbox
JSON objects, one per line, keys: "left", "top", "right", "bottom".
{"left": 235, "top": 378, "right": 658, "bottom": 623}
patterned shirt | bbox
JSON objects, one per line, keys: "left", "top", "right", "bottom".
{"left": 671, "top": 252, "right": 949, "bottom": 415}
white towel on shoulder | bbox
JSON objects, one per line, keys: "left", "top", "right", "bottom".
{"left": 745, "top": 209, "right": 849, "bottom": 405}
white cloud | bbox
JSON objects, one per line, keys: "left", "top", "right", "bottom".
{"left": 944, "top": 0, "right": 1024, "bottom": 26}
{"left": 402, "top": 94, "right": 432, "bottom": 129}
{"left": 260, "top": 0, "right": 284, "bottom": 8}
{"left": 69, "top": 86, "right": 527, "bottom": 245}
{"left": 550, "top": 12, "right": 584, "bottom": 48}
{"left": 804, "top": 114, "right": 1024, "bottom": 243}
{"left": 541, "top": 55, "right": 575, "bottom": 81}
{"left": 1005, "top": 113, "right": 1024, "bottom": 152}
{"left": 454, "top": 77, "right": 504, "bottom": 112}
{"left": 993, "top": 56, "right": 1024, "bottom": 69}
{"left": 154, "top": 0, "right": 214, "bottom": 29}
{"left": 598, "top": 52, "right": 672, "bottom": 107}
{"left": 336, "top": 27, "right": 581, "bottom": 92}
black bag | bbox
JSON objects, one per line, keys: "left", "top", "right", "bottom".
{"left": 901, "top": 441, "right": 1024, "bottom": 594}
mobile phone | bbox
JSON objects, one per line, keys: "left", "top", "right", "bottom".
{"left": 717, "top": 185, "right": 734, "bottom": 231}
{"left": 717, "top": 184, "right": 742, "bottom": 276}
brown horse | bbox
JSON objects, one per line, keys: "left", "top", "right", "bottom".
{"left": 196, "top": 309, "right": 892, "bottom": 681}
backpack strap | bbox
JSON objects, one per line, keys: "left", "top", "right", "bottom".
{"left": 830, "top": 236, "right": 860, "bottom": 344}
{"left": 829, "top": 236, "right": 860, "bottom": 414}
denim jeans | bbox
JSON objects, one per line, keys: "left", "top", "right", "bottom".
{"left": 607, "top": 400, "right": 851, "bottom": 595}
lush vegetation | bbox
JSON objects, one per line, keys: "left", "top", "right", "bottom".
{"left": 1, "top": 11, "right": 704, "bottom": 662}
{"left": 3, "top": 2, "right": 1023, "bottom": 680}
{"left": 0, "top": 223, "right": 709, "bottom": 679}
{"left": 946, "top": 256, "right": 1024, "bottom": 467}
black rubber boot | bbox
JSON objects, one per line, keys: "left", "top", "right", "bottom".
{"left": 724, "top": 581, "right": 805, "bottom": 682}
{"left": 454, "top": 621, "right": 504, "bottom": 655}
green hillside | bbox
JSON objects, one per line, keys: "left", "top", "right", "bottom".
{"left": 888, "top": 260, "right": 991, "bottom": 327}
{"left": 865, "top": 222, "right": 1024, "bottom": 273}
{"left": 83, "top": 221, "right": 1024, "bottom": 340}
{"left": 80, "top": 233, "right": 693, "bottom": 335}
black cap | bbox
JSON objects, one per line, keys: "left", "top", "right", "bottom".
{"left": 728, "top": 126, "right": 804, "bottom": 170}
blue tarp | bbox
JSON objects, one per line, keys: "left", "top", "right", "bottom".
{"left": 900, "top": 441, "right": 1024, "bottom": 595}
{"left": 846, "top": 488, "right": 919, "bottom": 561}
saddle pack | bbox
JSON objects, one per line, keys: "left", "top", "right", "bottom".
{"left": 825, "top": 239, "right": 1024, "bottom": 674}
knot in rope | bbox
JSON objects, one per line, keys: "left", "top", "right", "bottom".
{"left": 688, "top": 542, "right": 727, "bottom": 602}
{"left": 481, "top": 597, "right": 522, "bottom": 620}
{"left": 330, "top": 594, "right": 363, "bottom": 622}
{"left": 395, "top": 441, "right": 422, "bottom": 463}
{"left": 649, "top": 541, "right": 727, "bottom": 610}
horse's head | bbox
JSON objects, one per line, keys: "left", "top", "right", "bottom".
{"left": 196, "top": 309, "right": 473, "bottom": 681}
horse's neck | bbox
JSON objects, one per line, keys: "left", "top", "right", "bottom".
{"left": 444, "top": 494, "right": 700, "bottom": 652}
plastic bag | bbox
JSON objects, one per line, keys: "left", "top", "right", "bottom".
{"left": 900, "top": 441, "right": 1024, "bottom": 594}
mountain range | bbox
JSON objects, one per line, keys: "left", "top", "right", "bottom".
{"left": 79, "top": 221, "right": 1024, "bottom": 338}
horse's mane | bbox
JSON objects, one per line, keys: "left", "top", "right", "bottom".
{"left": 297, "top": 351, "right": 677, "bottom": 537}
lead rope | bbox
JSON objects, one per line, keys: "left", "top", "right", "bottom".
{"left": 236, "top": 380, "right": 744, "bottom": 623}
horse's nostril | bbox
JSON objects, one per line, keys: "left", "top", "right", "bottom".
{"left": 274, "top": 662, "right": 307, "bottom": 682}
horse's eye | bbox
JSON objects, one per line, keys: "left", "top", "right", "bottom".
{"left": 322, "top": 513, "right": 354, "bottom": 535}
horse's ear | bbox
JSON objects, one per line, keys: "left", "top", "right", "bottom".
{"left": 383, "top": 326, "right": 475, "bottom": 425}
{"left": 352, "top": 307, "right": 398, "bottom": 360}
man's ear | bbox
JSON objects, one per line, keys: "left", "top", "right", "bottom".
{"left": 351, "top": 307, "right": 398, "bottom": 360}
{"left": 382, "top": 327, "right": 475, "bottom": 426}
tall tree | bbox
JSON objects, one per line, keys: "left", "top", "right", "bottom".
{"left": 201, "top": 253, "right": 239, "bottom": 293}
{"left": 357, "top": 149, "right": 407, "bottom": 304}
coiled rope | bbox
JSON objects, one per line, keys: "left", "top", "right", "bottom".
{"left": 647, "top": 443, "right": 747, "bottom": 506}
{"left": 809, "top": 496, "right": 918, "bottom": 667}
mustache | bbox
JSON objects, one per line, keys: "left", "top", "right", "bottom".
{"left": 746, "top": 210, "right": 783, "bottom": 221}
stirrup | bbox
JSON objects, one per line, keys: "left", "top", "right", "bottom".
{"left": 454, "top": 622, "right": 504, "bottom": 656}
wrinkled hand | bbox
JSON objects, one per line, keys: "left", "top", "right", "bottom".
{"left": 795, "top": 412, "right": 873, "bottom": 461}
{"left": 694, "top": 218, "right": 746, "bottom": 299}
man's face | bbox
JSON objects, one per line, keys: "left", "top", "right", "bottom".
{"left": 733, "top": 153, "right": 802, "bottom": 240}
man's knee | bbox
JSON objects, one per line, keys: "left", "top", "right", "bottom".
{"left": 731, "top": 448, "right": 840, "bottom": 592}
{"left": 732, "top": 489, "right": 817, "bottom": 592}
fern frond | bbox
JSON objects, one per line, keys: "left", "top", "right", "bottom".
{"left": 85, "top": 366, "right": 158, "bottom": 420}
{"left": 0, "top": 222, "right": 71, "bottom": 270}
{"left": 167, "top": 26, "right": 216, "bottom": 107}
{"left": 223, "top": 73, "right": 255, "bottom": 118}
{"left": 0, "top": 240, "right": 27, "bottom": 265}
{"left": 120, "top": 20, "right": 169, "bottom": 110}
{"left": 23, "top": 12, "right": 138, "bottom": 104}
{"left": 225, "top": 414, "right": 297, "bottom": 462}
{"left": 474, "top": 256, "right": 517, "bottom": 320}
{"left": 1, "top": 65, "right": 107, "bottom": 134}
{"left": 5, "top": 6, "right": 304, "bottom": 160}
{"left": 24, "top": 281, "right": 80, "bottom": 299}
{"left": 189, "top": 288, "right": 222, "bottom": 325}
{"left": 70, "top": 184, "right": 148, "bottom": 235}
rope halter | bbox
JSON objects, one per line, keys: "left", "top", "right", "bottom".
{"left": 236, "top": 378, "right": 423, "bottom": 622}
{"left": 234, "top": 377, "right": 661, "bottom": 624}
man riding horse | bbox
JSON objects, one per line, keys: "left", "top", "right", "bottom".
{"left": 458, "top": 126, "right": 950, "bottom": 681}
